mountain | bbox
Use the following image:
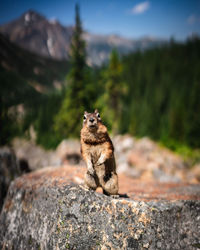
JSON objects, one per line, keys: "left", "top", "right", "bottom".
{"left": 0, "top": 10, "right": 167, "bottom": 66}
{"left": 0, "top": 32, "right": 69, "bottom": 92}
{"left": 84, "top": 33, "right": 166, "bottom": 66}
{"left": 0, "top": 10, "right": 73, "bottom": 60}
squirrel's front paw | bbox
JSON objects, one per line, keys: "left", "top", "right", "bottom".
{"left": 87, "top": 161, "right": 95, "bottom": 175}
{"left": 96, "top": 154, "right": 106, "bottom": 166}
{"left": 96, "top": 160, "right": 104, "bottom": 166}
{"left": 88, "top": 166, "right": 95, "bottom": 176}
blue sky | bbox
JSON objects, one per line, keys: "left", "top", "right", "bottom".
{"left": 0, "top": 0, "right": 200, "bottom": 40}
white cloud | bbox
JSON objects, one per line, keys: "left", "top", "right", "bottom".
{"left": 131, "top": 1, "right": 150, "bottom": 15}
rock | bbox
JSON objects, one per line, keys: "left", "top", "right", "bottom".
{"left": 18, "top": 158, "right": 31, "bottom": 174}
{"left": 127, "top": 137, "right": 194, "bottom": 183}
{"left": 113, "top": 135, "right": 134, "bottom": 153}
{"left": 11, "top": 138, "right": 61, "bottom": 170}
{"left": 12, "top": 138, "right": 84, "bottom": 169}
{"left": 112, "top": 135, "right": 135, "bottom": 175}
{"left": 1, "top": 166, "right": 200, "bottom": 249}
{"left": 0, "top": 147, "right": 21, "bottom": 211}
{"left": 112, "top": 135, "right": 199, "bottom": 184}
{"left": 56, "top": 139, "right": 83, "bottom": 165}
{"left": 190, "top": 164, "right": 200, "bottom": 183}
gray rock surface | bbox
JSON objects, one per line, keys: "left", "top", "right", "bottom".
{"left": 11, "top": 138, "right": 61, "bottom": 170}
{"left": 0, "top": 147, "right": 21, "bottom": 211}
{"left": 0, "top": 166, "right": 200, "bottom": 250}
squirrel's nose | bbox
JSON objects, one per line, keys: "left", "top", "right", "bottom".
{"left": 89, "top": 118, "right": 94, "bottom": 123}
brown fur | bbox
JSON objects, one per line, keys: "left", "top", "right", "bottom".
{"left": 80, "top": 110, "right": 118, "bottom": 195}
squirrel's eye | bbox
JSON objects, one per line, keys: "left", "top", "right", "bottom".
{"left": 97, "top": 113, "right": 100, "bottom": 118}
{"left": 83, "top": 115, "right": 86, "bottom": 120}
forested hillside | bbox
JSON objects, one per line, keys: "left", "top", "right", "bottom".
{"left": 120, "top": 37, "right": 200, "bottom": 148}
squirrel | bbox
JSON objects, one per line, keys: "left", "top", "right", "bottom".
{"left": 80, "top": 109, "right": 118, "bottom": 196}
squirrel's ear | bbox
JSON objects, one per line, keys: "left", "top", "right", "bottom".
{"left": 94, "top": 109, "right": 98, "bottom": 114}
{"left": 84, "top": 111, "right": 88, "bottom": 115}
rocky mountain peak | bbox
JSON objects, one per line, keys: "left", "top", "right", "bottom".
{"left": 22, "top": 9, "right": 46, "bottom": 24}
{"left": 0, "top": 10, "right": 167, "bottom": 65}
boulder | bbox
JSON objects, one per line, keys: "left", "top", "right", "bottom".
{"left": 113, "top": 135, "right": 199, "bottom": 184}
{"left": 127, "top": 137, "right": 193, "bottom": 183}
{"left": 0, "top": 147, "right": 21, "bottom": 211}
{"left": 0, "top": 165, "right": 200, "bottom": 249}
{"left": 12, "top": 138, "right": 83, "bottom": 169}
{"left": 56, "top": 139, "right": 83, "bottom": 165}
{"left": 11, "top": 138, "right": 61, "bottom": 170}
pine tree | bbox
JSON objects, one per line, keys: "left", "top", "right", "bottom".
{"left": 97, "top": 49, "right": 127, "bottom": 133}
{"left": 54, "top": 4, "right": 90, "bottom": 138}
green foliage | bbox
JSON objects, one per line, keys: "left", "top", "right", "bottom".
{"left": 0, "top": 66, "right": 41, "bottom": 144}
{"left": 34, "top": 91, "right": 64, "bottom": 149}
{"left": 0, "top": 60, "right": 66, "bottom": 148}
{"left": 160, "top": 138, "right": 200, "bottom": 165}
{"left": 121, "top": 37, "right": 200, "bottom": 149}
{"left": 54, "top": 4, "right": 96, "bottom": 138}
{"left": 96, "top": 49, "right": 127, "bottom": 133}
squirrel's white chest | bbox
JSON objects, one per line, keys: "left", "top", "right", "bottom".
{"left": 89, "top": 145, "right": 102, "bottom": 162}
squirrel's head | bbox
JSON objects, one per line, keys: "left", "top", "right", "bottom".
{"left": 83, "top": 109, "right": 102, "bottom": 130}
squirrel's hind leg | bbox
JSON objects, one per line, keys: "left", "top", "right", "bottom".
{"left": 103, "top": 189, "right": 119, "bottom": 198}
{"left": 101, "top": 172, "right": 119, "bottom": 196}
